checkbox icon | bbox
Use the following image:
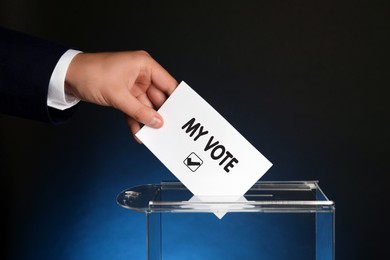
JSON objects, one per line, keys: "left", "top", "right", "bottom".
{"left": 184, "top": 152, "right": 203, "bottom": 172}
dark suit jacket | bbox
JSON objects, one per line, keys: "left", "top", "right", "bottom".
{"left": 0, "top": 27, "right": 76, "bottom": 124}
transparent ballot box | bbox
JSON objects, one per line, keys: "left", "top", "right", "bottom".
{"left": 117, "top": 181, "right": 335, "bottom": 260}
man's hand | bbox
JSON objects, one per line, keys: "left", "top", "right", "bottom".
{"left": 64, "top": 50, "right": 178, "bottom": 142}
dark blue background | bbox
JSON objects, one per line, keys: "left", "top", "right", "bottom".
{"left": 1, "top": 1, "right": 388, "bottom": 259}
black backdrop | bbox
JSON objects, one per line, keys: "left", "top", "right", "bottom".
{"left": 1, "top": 1, "right": 388, "bottom": 259}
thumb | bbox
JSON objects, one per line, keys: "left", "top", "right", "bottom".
{"left": 114, "top": 93, "right": 164, "bottom": 128}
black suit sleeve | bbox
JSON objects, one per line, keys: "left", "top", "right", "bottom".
{"left": 0, "top": 27, "right": 78, "bottom": 124}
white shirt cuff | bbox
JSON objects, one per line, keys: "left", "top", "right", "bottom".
{"left": 47, "top": 49, "right": 82, "bottom": 110}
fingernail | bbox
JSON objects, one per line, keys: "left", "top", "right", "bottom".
{"left": 134, "top": 135, "right": 143, "bottom": 144}
{"left": 148, "top": 116, "right": 163, "bottom": 128}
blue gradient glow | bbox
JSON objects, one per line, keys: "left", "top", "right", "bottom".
{"left": 8, "top": 111, "right": 320, "bottom": 259}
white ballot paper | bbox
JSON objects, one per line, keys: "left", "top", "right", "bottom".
{"left": 136, "top": 81, "right": 272, "bottom": 218}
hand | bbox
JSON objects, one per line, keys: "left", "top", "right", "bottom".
{"left": 64, "top": 50, "right": 178, "bottom": 142}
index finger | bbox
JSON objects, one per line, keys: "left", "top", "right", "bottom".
{"left": 149, "top": 58, "right": 178, "bottom": 95}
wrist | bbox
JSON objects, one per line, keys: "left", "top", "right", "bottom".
{"left": 64, "top": 52, "right": 84, "bottom": 98}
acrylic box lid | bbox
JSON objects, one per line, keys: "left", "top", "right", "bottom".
{"left": 117, "top": 181, "right": 335, "bottom": 214}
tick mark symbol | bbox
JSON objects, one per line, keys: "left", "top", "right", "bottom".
{"left": 186, "top": 157, "right": 201, "bottom": 166}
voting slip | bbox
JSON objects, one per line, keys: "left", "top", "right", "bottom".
{"left": 136, "top": 81, "right": 272, "bottom": 217}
